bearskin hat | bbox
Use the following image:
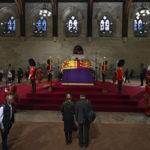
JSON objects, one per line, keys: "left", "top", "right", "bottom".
{"left": 28, "top": 58, "right": 36, "bottom": 66}
{"left": 47, "top": 59, "right": 50, "bottom": 65}
{"left": 117, "top": 59, "right": 125, "bottom": 67}
{"left": 103, "top": 61, "right": 108, "bottom": 65}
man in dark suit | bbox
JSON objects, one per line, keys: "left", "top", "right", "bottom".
{"left": 75, "top": 94, "right": 92, "bottom": 148}
{"left": 0, "top": 95, "right": 15, "bottom": 150}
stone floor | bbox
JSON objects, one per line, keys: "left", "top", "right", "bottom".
{"left": 15, "top": 110, "right": 150, "bottom": 125}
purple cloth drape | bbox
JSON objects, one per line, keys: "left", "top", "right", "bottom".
{"left": 62, "top": 68, "right": 93, "bottom": 83}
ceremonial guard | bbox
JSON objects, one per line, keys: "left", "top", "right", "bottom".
{"left": 47, "top": 59, "right": 51, "bottom": 81}
{"left": 102, "top": 61, "right": 107, "bottom": 83}
{"left": 28, "top": 59, "right": 36, "bottom": 93}
{"left": 117, "top": 60, "right": 125, "bottom": 95}
{"left": 145, "top": 65, "right": 150, "bottom": 116}
{"left": 146, "top": 65, "right": 150, "bottom": 84}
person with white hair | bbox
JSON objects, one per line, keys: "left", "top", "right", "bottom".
{"left": 0, "top": 95, "right": 16, "bottom": 150}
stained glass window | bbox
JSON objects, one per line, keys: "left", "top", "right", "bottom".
{"left": 134, "top": 9, "right": 149, "bottom": 37}
{"left": 0, "top": 16, "right": 16, "bottom": 36}
{"left": 134, "top": 16, "right": 143, "bottom": 31}
{"left": 99, "top": 16, "right": 113, "bottom": 37}
{"left": 8, "top": 16, "right": 16, "bottom": 32}
{"left": 33, "top": 16, "right": 47, "bottom": 36}
{"left": 66, "top": 16, "right": 78, "bottom": 33}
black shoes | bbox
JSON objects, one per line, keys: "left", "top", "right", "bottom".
{"left": 79, "top": 143, "right": 89, "bottom": 148}
{"left": 79, "top": 143, "right": 83, "bottom": 148}
{"left": 69, "top": 139, "right": 72, "bottom": 144}
{"left": 66, "top": 139, "right": 72, "bottom": 145}
{"left": 66, "top": 140, "right": 69, "bottom": 145}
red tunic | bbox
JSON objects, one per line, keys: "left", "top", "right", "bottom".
{"left": 117, "top": 68, "right": 124, "bottom": 81}
{"left": 47, "top": 65, "right": 50, "bottom": 75}
{"left": 29, "top": 66, "right": 36, "bottom": 80}
{"left": 146, "top": 84, "right": 150, "bottom": 93}
{"left": 146, "top": 71, "right": 150, "bottom": 83}
{"left": 145, "top": 84, "right": 150, "bottom": 115}
{"left": 47, "top": 65, "right": 52, "bottom": 75}
{"left": 102, "top": 65, "right": 107, "bottom": 75}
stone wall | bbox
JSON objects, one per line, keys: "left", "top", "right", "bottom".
{"left": 0, "top": 2, "right": 150, "bottom": 77}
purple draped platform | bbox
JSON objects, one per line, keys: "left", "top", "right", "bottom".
{"left": 62, "top": 68, "right": 93, "bottom": 84}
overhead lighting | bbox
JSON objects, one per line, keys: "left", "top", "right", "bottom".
{"left": 142, "top": 13, "right": 146, "bottom": 17}
{"left": 138, "top": 2, "right": 150, "bottom": 17}
{"left": 39, "top": 1, "right": 51, "bottom": 17}
{"left": 39, "top": 8, "right": 51, "bottom": 17}
{"left": 140, "top": 10, "right": 145, "bottom": 14}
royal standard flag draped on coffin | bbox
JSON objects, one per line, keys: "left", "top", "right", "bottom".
{"left": 61, "top": 60, "right": 92, "bottom": 72}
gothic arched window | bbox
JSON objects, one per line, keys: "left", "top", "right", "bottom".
{"left": 33, "top": 16, "right": 47, "bottom": 37}
{"left": 8, "top": 16, "right": 16, "bottom": 32}
{"left": 99, "top": 16, "right": 113, "bottom": 37}
{"left": 134, "top": 9, "right": 149, "bottom": 37}
{"left": 0, "top": 16, "right": 16, "bottom": 36}
{"left": 66, "top": 16, "right": 78, "bottom": 33}
{"left": 134, "top": 16, "right": 143, "bottom": 32}
{"left": 65, "top": 15, "right": 81, "bottom": 37}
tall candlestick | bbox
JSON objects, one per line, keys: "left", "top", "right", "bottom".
{"left": 104, "top": 56, "right": 106, "bottom": 71}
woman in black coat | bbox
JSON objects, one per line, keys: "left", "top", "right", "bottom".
{"left": 61, "top": 92, "right": 75, "bottom": 144}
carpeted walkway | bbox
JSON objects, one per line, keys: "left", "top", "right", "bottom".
{"left": 0, "top": 81, "right": 145, "bottom": 112}
{"left": 1, "top": 122, "right": 150, "bottom": 150}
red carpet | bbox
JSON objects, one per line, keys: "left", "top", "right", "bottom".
{"left": 0, "top": 81, "right": 145, "bottom": 112}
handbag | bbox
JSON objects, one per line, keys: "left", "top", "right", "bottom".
{"left": 87, "top": 100, "right": 96, "bottom": 123}
{"left": 73, "top": 120, "right": 78, "bottom": 131}
{"left": 88, "top": 110, "right": 96, "bottom": 123}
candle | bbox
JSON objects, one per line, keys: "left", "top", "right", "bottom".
{"left": 104, "top": 56, "right": 106, "bottom": 71}
{"left": 50, "top": 56, "right": 51, "bottom": 71}
{"left": 95, "top": 58, "right": 98, "bottom": 68}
